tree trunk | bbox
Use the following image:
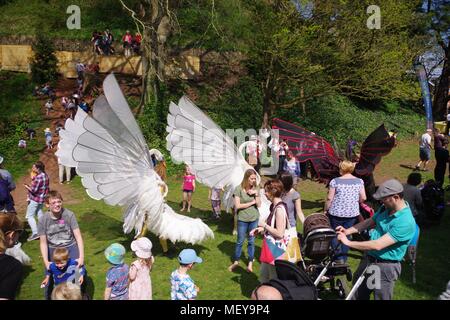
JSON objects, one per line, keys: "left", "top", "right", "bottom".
{"left": 136, "top": 0, "right": 170, "bottom": 115}
{"left": 433, "top": 46, "right": 449, "bottom": 120}
{"left": 300, "top": 86, "right": 306, "bottom": 115}
{"left": 262, "top": 79, "right": 275, "bottom": 129}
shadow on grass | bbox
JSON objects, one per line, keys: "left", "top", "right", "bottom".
{"left": 231, "top": 269, "right": 260, "bottom": 298}
{"left": 399, "top": 213, "right": 450, "bottom": 299}
{"left": 83, "top": 274, "right": 95, "bottom": 300}
{"left": 399, "top": 164, "right": 418, "bottom": 170}
{"left": 16, "top": 264, "right": 37, "bottom": 298}
{"left": 79, "top": 209, "right": 124, "bottom": 241}
{"left": 218, "top": 241, "right": 260, "bottom": 298}
{"left": 217, "top": 240, "right": 261, "bottom": 266}
{"left": 302, "top": 199, "right": 325, "bottom": 211}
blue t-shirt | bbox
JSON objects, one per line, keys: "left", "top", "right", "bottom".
{"left": 106, "top": 263, "right": 129, "bottom": 300}
{"left": 368, "top": 203, "right": 416, "bottom": 261}
{"left": 46, "top": 259, "right": 86, "bottom": 286}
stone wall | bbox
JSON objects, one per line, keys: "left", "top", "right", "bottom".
{"left": 0, "top": 37, "right": 223, "bottom": 80}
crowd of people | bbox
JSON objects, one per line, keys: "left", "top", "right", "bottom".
{"left": 1, "top": 91, "right": 450, "bottom": 301}
{"left": 91, "top": 29, "right": 142, "bottom": 57}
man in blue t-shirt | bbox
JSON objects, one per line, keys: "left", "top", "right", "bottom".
{"left": 336, "top": 179, "right": 416, "bottom": 300}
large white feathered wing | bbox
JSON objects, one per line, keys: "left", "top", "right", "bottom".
{"left": 166, "top": 96, "right": 256, "bottom": 210}
{"left": 56, "top": 74, "right": 213, "bottom": 244}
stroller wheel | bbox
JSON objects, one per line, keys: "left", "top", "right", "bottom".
{"left": 336, "top": 279, "right": 348, "bottom": 299}
{"left": 346, "top": 268, "right": 353, "bottom": 282}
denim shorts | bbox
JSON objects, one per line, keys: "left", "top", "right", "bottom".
{"left": 419, "top": 147, "right": 431, "bottom": 161}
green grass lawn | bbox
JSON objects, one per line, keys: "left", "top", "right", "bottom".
{"left": 15, "top": 138, "right": 450, "bottom": 300}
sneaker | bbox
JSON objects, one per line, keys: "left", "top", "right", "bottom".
{"left": 27, "top": 234, "right": 40, "bottom": 242}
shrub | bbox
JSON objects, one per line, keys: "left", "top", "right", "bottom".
{"left": 30, "top": 34, "right": 59, "bottom": 85}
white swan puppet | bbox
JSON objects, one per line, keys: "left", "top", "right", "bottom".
{"left": 56, "top": 74, "right": 213, "bottom": 244}
{"left": 166, "top": 96, "right": 271, "bottom": 220}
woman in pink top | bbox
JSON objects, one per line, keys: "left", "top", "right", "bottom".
{"left": 181, "top": 166, "right": 196, "bottom": 213}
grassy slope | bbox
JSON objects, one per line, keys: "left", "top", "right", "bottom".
{"left": 0, "top": 71, "right": 47, "bottom": 178}
{"left": 0, "top": 0, "right": 133, "bottom": 40}
{"left": 15, "top": 139, "right": 450, "bottom": 300}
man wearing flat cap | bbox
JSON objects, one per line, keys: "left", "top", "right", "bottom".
{"left": 336, "top": 179, "right": 416, "bottom": 300}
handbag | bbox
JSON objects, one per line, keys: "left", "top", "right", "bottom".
{"left": 260, "top": 202, "right": 302, "bottom": 265}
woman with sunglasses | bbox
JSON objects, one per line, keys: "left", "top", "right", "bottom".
{"left": 0, "top": 214, "right": 24, "bottom": 300}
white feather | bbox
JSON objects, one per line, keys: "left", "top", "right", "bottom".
{"left": 56, "top": 74, "right": 214, "bottom": 244}
{"left": 166, "top": 96, "right": 262, "bottom": 213}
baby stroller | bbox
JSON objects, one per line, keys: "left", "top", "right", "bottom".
{"left": 298, "top": 213, "right": 353, "bottom": 299}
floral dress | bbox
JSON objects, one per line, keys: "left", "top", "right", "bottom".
{"left": 128, "top": 260, "right": 152, "bottom": 300}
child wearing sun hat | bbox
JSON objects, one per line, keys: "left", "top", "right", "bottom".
{"left": 104, "top": 243, "right": 129, "bottom": 300}
{"left": 128, "top": 237, "right": 154, "bottom": 300}
{"left": 170, "top": 248, "right": 202, "bottom": 300}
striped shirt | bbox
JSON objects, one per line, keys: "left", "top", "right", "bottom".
{"left": 28, "top": 172, "right": 49, "bottom": 204}
{"left": 106, "top": 263, "right": 129, "bottom": 300}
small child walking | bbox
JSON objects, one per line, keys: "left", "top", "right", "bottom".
{"left": 40, "top": 247, "right": 86, "bottom": 300}
{"left": 170, "top": 249, "right": 202, "bottom": 300}
{"left": 104, "top": 243, "right": 129, "bottom": 300}
{"left": 128, "top": 237, "right": 154, "bottom": 300}
{"left": 181, "top": 166, "right": 195, "bottom": 213}
{"left": 44, "top": 128, "right": 53, "bottom": 150}
{"left": 45, "top": 99, "right": 53, "bottom": 116}
{"left": 208, "top": 187, "right": 222, "bottom": 219}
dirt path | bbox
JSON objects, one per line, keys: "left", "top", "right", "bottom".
{"left": 11, "top": 78, "right": 84, "bottom": 217}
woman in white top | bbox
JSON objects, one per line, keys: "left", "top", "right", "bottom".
{"left": 324, "top": 160, "right": 366, "bottom": 263}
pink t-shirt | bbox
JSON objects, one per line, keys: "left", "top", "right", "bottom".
{"left": 183, "top": 175, "right": 195, "bottom": 191}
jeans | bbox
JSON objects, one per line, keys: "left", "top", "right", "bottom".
{"left": 26, "top": 200, "right": 44, "bottom": 235}
{"left": 234, "top": 219, "right": 258, "bottom": 262}
{"left": 328, "top": 214, "right": 358, "bottom": 262}
{"left": 58, "top": 164, "right": 71, "bottom": 183}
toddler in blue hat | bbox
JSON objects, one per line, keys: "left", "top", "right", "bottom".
{"left": 170, "top": 248, "right": 202, "bottom": 300}
{"left": 104, "top": 243, "right": 129, "bottom": 300}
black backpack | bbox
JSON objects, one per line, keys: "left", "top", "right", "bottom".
{"left": 421, "top": 180, "right": 445, "bottom": 221}
{"left": 263, "top": 260, "right": 318, "bottom": 300}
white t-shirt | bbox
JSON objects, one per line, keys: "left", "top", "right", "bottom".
{"left": 420, "top": 133, "right": 431, "bottom": 149}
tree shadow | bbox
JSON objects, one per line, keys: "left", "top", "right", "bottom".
{"left": 79, "top": 209, "right": 124, "bottom": 241}
{"left": 215, "top": 212, "right": 236, "bottom": 236}
{"left": 398, "top": 218, "right": 450, "bottom": 299}
{"left": 83, "top": 274, "right": 95, "bottom": 300}
{"left": 231, "top": 269, "right": 260, "bottom": 298}
{"left": 16, "top": 264, "right": 36, "bottom": 299}
{"left": 217, "top": 239, "right": 261, "bottom": 265}
{"left": 217, "top": 240, "right": 260, "bottom": 298}
{"left": 301, "top": 199, "right": 325, "bottom": 211}
{"left": 399, "top": 164, "right": 418, "bottom": 170}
